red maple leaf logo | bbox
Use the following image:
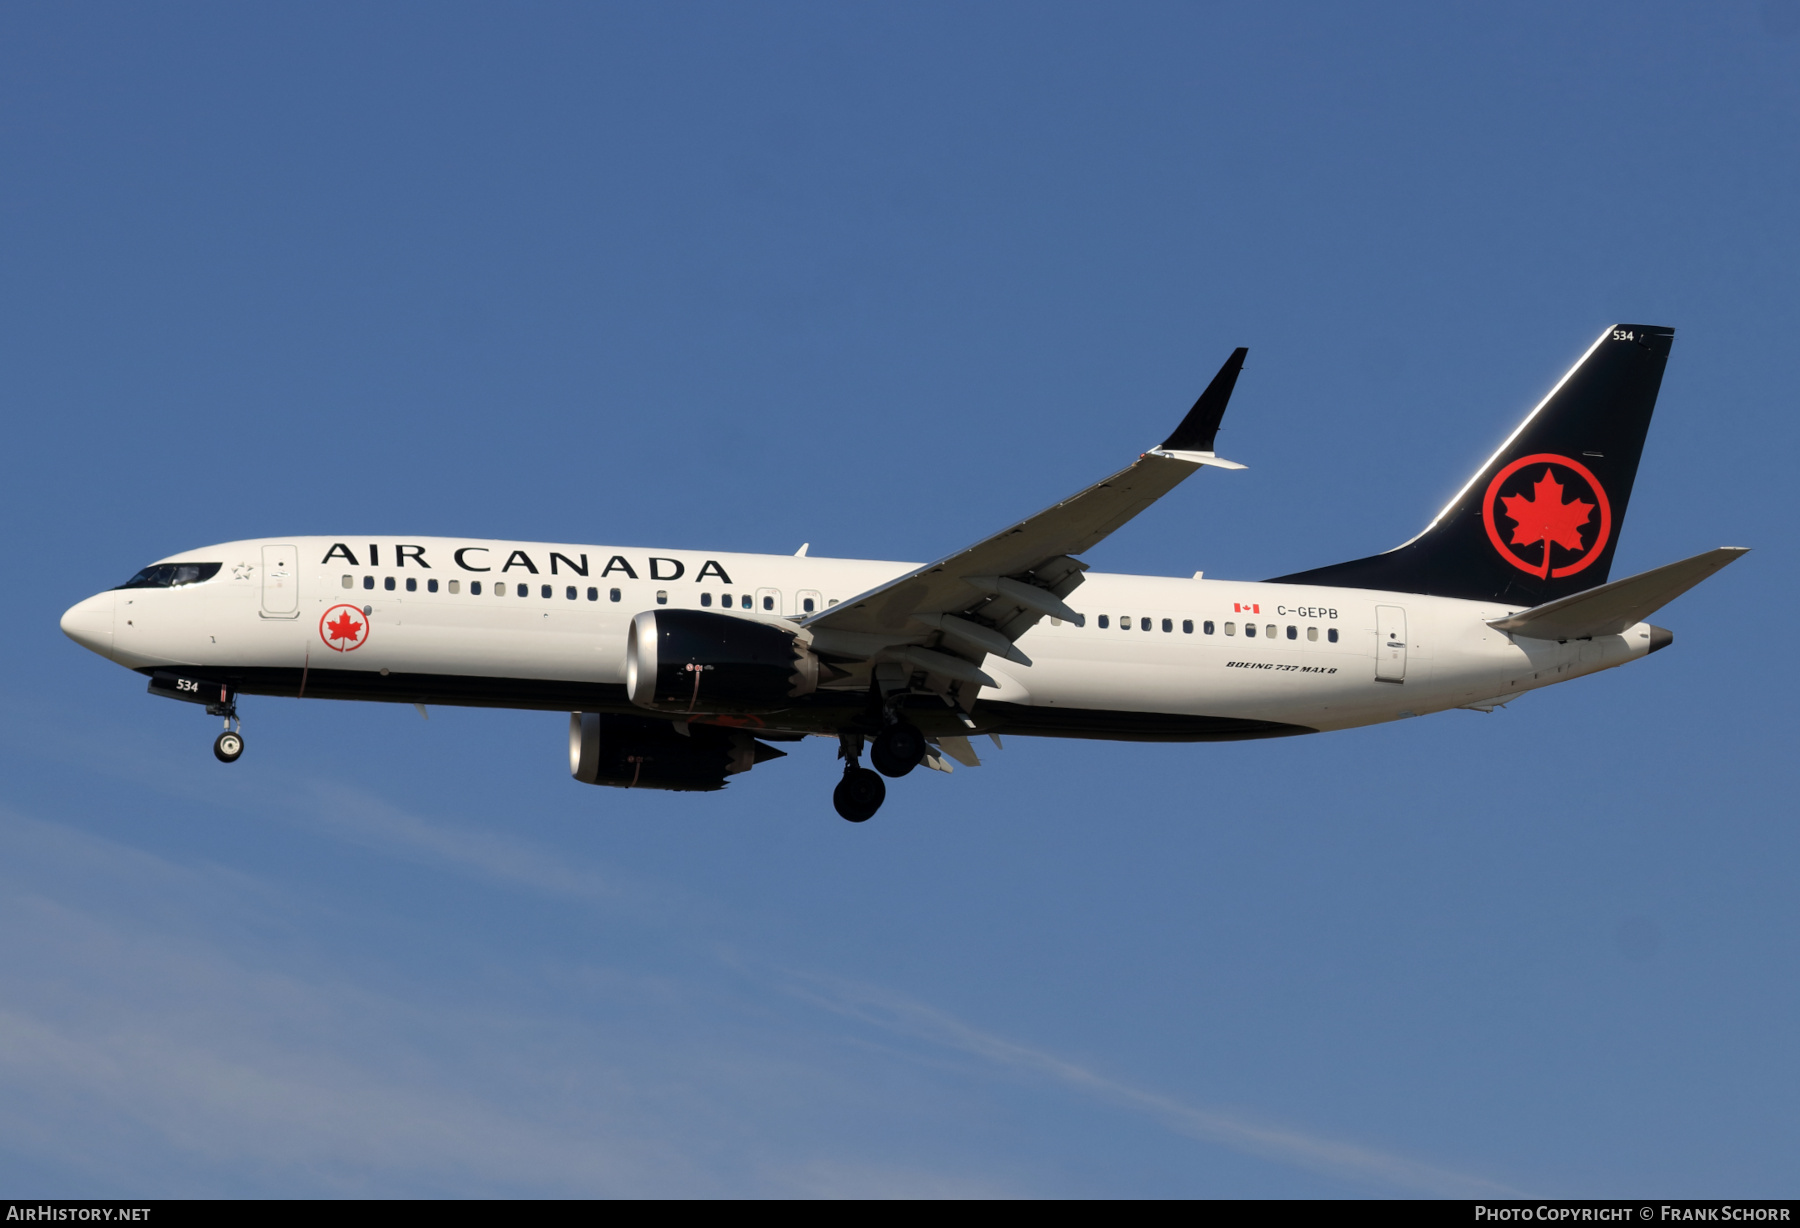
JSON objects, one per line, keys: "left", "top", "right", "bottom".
{"left": 1499, "top": 467, "right": 1593, "bottom": 577}
{"left": 326, "top": 611, "right": 363, "bottom": 644}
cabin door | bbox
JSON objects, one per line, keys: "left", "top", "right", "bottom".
{"left": 1375, "top": 605, "right": 1407, "bottom": 682}
{"left": 260, "top": 544, "right": 300, "bottom": 617}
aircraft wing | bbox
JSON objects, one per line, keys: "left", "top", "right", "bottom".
{"left": 800, "top": 348, "right": 1248, "bottom": 707}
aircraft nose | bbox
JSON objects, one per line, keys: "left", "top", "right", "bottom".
{"left": 61, "top": 591, "right": 116, "bottom": 659}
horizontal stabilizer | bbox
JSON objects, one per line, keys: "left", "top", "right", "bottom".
{"left": 1486, "top": 547, "right": 1747, "bottom": 640}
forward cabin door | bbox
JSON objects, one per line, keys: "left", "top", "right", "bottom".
{"left": 1375, "top": 605, "right": 1407, "bottom": 682}
{"left": 260, "top": 544, "right": 300, "bottom": 617}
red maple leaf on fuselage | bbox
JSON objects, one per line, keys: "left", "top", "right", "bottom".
{"left": 326, "top": 611, "right": 364, "bottom": 644}
{"left": 1500, "top": 468, "right": 1592, "bottom": 577}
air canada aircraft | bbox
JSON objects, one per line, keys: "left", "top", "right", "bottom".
{"left": 61, "top": 324, "right": 1744, "bottom": 821}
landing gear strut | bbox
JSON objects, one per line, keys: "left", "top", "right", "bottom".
{"left": 210, "top": 698, "right": 243, "bottom": 764}
{"left": 833, "top": 732, "right": 885, "bottom": 822}
{"left": 869, "top": 721, "right": 926, "bottom": 778}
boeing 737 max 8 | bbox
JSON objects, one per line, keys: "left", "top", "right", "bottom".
{"left": 60, "top": 324, "right": 1745, "bottom": 821}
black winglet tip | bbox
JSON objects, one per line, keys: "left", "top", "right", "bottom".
{"left": 1159, "top": 346, "right": 1248, "bottom": 452}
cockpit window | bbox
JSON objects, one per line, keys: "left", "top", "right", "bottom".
{"left": 118, "top": 562, "right": 222, "bottom": 589}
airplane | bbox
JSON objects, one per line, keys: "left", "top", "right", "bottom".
{"left": 60, "top": 323, "right": 1745, "bottom": 822}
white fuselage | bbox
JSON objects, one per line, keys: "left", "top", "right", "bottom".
{"left": 61, "top": 535, "right": 1659, "bottom": 739}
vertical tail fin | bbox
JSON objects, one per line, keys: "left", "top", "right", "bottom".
{"left": 1270, "top": 324, "right": 1675, "bottom": 605}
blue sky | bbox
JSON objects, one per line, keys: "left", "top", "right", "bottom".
{"left": 2, "top": 2, "right": 1796, "bottom": 1197}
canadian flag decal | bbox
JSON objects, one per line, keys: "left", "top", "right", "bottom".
{"left": 1233, "top": 603, "right": 1261, "bottom": 614}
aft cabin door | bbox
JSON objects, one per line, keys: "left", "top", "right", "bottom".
{"left": 260, "top": 544, "right": 300, "bottom": 617}
{"left": 1375, "top": 605, "right": 1407, "bottom": 682}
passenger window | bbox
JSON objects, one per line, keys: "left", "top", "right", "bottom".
{"left": 495, "top": 582, "right": 505, "bottom": 596}
{"left": 405, "top": 577, "right": 417, "bottom": 592}
{"left": 384, "top": 576, "right": 395, "bottom": 591}
{"left": 341, "top": 575, "right": 353, "bottom": 589}
{"left": 471, "top": 581, "right": 481, "bottom": 595}
{"left": 828, "top": 598, "right": 839, "bottom": 606}
{"left": 1203, "top": 620, "right": 1214, "bottom": 635}
{"left": 1120, "top": 616, "right": 1130, "bottom": 630}
{"left": 1307, "top": 626, "right": 1318, "bottom": 642}
{"left": 1266, "top": 624, "right": 1276, "bottom": 639}
{"left": 656, "top": 590, "right": 668, "bottom": 605}
{"left": 1328, "top": 628, "right": 1339, "bottom": 643}
{"left": 363, "top": 576, "right": 374, "bottom": 590}
{"left": 1286, "top": 625, "right": 1296, "bottom": 640}
{"left": 763, "top": 595, "right": 774, "bottom": 611}
{"left": 1182, "top": 619, "right": 1193, "bottom": 633}
{"left": 565, "top": 586, "right": 576, "bottom": 600}
{"left": 1050, "top": 617, "right": 1062, "bottom": 627}
{"left": 1098, "top": 615, "right": 1110, "bottom": 629}
{"left": 541, "top": 585, "right": 552, "bottom": 599}
{"left": 1224, "top": 621, "right": 1235, "bottom": 635}
{"left": 802, "top": 597, "right": 816, "bottom": 613}
{"left": 740, "top": 594, "right": 750, "bottom": 608}
{"left": 1139, "top": 617, "right": 1150, "bottom": 631}
{"left": 721, "top": 594, "right": 732, "bottom": 608}
{"left": 1162, "top": 618, "right": 1172, "bottom": 632}
{"left": 427, "top": 579, "right": 438, "bottom": 593}
{"left": 701, "top": 592, "right": 713, "bottom": 607}
{"left": 447, "top": 580, "right": 460, "bottom": 594}
{"left": 520, "top": 584, "right": 532, "bottom": 597}
{"left": 587, "top": 587, "right": 598, "bottom": 601}
{"left": 610, "top": 588, "right": 621, "bottom": 602}
{"left": 1245, "top": 623, "right": 1256, "bottom": 637}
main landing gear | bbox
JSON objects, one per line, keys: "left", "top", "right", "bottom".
{"left": 834, "top": 766, "right": 885, "bottom": 823}
{"left": 833, "top": 731, "right": 886, "bottom": 822}
{"left": 832, "top": 720, "right": 930, "bottom": 821}
{"left": 870, "top": 721, "right": 927, "bottom": 778}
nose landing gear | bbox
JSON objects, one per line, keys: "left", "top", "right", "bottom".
{"left": 211, "top": 699, "right": 243, "bottom": 763}
{"left": 145, "top": 671, "right": 246, "bottom": 763}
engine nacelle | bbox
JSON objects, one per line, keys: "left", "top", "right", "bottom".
{"left": 625, "top": 608, "right": 820, "bottom": 715}
{"left": 569, "top": 712, "right": 785, "bottom": 792}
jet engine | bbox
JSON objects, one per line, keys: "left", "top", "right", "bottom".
{"left": 569, "top": 712, "right": 786, "bottom": 792}
{"left": 625, "top": 608, "right": 823, "bottom": 714}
